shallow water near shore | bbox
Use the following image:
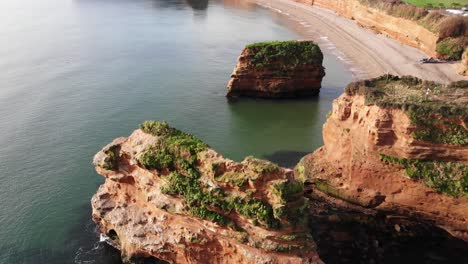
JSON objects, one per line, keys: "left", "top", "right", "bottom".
{"left": 1, "top": 0, "right": 467, "bottom": 263}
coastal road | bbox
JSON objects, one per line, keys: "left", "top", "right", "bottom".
{"left": 252, "top": 0, "right": 467, "bottom": 83}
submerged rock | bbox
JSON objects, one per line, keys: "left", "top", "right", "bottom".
{"left": 226, "top": 40, "right": 325, "bottom": 98}
{"left": 92, "top": 121, "right": 322, "bottom": 263}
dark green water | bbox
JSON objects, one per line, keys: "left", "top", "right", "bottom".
{"left": 0, "top": 0, "right": 351, "bottom": 263}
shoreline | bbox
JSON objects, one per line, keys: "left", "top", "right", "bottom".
{"left": 250, "top": 0, "right": 467, "bottom": 83}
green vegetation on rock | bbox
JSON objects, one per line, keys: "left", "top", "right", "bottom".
{"left": 140, "top": 121, "right": 290, "bottom": 229}
{"left": 214, "top": 171, "right": 248, "bottom": 187}
{"left": 230, "top": 196, "right": 280, "bottom": 228}
{"left": 140, "top": 121, "right": 207, "bottom": 155}
{"left": 161, "top": 171, "right": 281, "bottom": 228}
{"left": 272, "top": 180, "right": 304, "bottom": 202}
{"left": 245, "top": 41, "right": 323, "bottom": 70}
{"left": 436, "top": 37, "right": 466, "bottom": 60}
{"left": 380, "top": 154, "right": 468, "bottom": 197}
{"left": 161, "top": 172, "right": 231, "bottom": 224}
{"left": 102, "top": 146, "right": 120, "bottom": 170}
{"left": 139, "top": 121, "right": 207, "bottom": 174}
{"left": 139, "top": 146, "right": 174, "bottom": 170}
{"left": 345, "top": 75, "right": 468, "bottom": 146}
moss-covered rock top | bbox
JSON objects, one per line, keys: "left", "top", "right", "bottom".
{"left": 345, "top": 75, "right": 468, "bottom": 146}
{"left": 345, "top": 75, "right": 468, "bottom": 110}
{"left": 244, "top": 40, "right": 323, "bottom": 69}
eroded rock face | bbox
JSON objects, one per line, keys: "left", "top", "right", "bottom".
{"left": 227, "top": 41, "right": 325, "bottom": 98}
{"left": 92, "top": 121, "right": 322, "bottom": 263}
{"left": 296, "top": 75, "right": 468, "bottom": 241}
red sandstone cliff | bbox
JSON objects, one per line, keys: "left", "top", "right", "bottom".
{"left": 296, "top": 76, "right": 468, "bottom": 240}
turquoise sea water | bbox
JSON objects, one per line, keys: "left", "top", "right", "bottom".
{"left": 0, "top": 0, "right": 351, "bottom": 263}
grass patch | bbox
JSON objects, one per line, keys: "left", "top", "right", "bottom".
{"left": 244, "top": 41, "right": 323, "bottom": 70}
{"left": 403, "top": 0, "right": 468, "bottom": 8}
{"left": 381, "top": 154, "right": 468, "bottom": 197}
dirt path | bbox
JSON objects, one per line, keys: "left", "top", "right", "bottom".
{"left": 252, "top": 0, "right": 467, "bottom": 83}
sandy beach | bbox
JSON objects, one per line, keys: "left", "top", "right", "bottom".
{"left": 252, "top": 0, "right": 467, "bottom": 83}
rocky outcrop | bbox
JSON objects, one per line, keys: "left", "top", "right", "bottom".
{"left": 227, "top": 41, "right": 325, "bottom": 98}
{"left": 92, "top": 121, "right": 322, "bottom": 263}
{"left": 296, "top": 75, "right": 468, "bottom": 240}
{"left": 294, "top": 0, "right": 438, "bottom": 57}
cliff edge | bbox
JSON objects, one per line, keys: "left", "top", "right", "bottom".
{"left": 227, "top": 41, "right": 325, "bottom": 98}
{"left": 297, "top": 75, "right": 468, "bottom": 240}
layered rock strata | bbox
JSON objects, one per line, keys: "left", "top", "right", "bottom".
{"left": 227, "top": 41, "right": 325, "bottom": 98}
{"left": 92, "top": 121, "right": 322, "bottom": 263}
{"left": 297, "top": 75, "right": 468, "bottom": 240}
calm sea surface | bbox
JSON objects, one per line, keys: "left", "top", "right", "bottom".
{"left": 0, "top": 0, "right": 352, "bottom": 263}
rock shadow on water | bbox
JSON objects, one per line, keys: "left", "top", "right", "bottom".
{"left": 263, "top": 150, "right": 309, "bottom": 168}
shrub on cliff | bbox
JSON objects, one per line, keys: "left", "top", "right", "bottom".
{"left": 436, "top": 37, "right": 467, "bottom": 60}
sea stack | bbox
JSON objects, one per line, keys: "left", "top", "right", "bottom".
{"left": 92, "top": 121, "right": 322, "bottom": 263}
{"left": 227, "top": 40, "right": 325, "bottom": 98}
